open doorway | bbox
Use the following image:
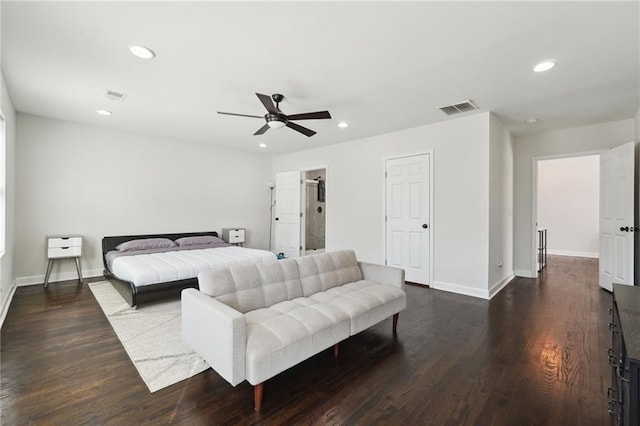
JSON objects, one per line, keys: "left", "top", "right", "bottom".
{"left": 274, "top": 167, "right": 327, "bottom": 259}
{"left": 303, "top": 168, "right": 326, "bottom": 255}
{"left": 534, "top": 154, "right": 600, "bottom": 273}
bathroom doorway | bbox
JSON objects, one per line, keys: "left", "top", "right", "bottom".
{"left": 304, "top": 168, "right": 326, "bottom": 255}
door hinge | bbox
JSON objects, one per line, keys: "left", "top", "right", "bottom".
{"left": 300, "top": 212, "right": 303, "bottom": 218}
{"left": 300, "top": 179, "right": 304, "bottom": 185}
{"left": 300, "top": 245, "right": 303, "bottom": 251}
{"left": 385, "top": 215, "right": 387, "bottom": 222}
{"left": 385, "top": 171, "right": 387, "bottom": 178}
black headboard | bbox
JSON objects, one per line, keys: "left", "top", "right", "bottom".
{"left": 101, "top": 231, "right": 219, "bottom": 272}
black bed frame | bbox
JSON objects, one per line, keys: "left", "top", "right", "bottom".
{"left": 101, "top": 231, "right": 219, "bottom": 307}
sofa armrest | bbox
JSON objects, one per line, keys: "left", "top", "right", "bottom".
{"left": 181, "top": 288, "right": 246, "bottom": 386}
{"left": 358, "top": 261, "right": 405, "bottom": 290}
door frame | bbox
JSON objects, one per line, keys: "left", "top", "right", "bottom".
{"left": 383, "top": 150, "right": 434, "bottom": 285}
{"left": 530, "top": 149, "right": 604, "bottom": 277}
{"left": 301, "top": 165, "right": 328, "bottom": 254}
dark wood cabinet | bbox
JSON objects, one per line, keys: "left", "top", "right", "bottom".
{"left": 610, "top": 285, "right": 640, "bottom": 426}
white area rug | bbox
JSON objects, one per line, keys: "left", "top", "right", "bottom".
{"left": 88, "top": 281, "right": 209, "bottom": 392}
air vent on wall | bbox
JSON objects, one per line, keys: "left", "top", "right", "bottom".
{"left": 438, "top": 99, "right": 478, "bottom": 115}
{"left": 104, "top": 90, "right": 127, "bottom": 102}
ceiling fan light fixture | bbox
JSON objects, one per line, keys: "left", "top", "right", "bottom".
{"left": 337, "top": 121, "right": 349, "bottom": 128}
{"left": 265, "top": 114, "right": 287, "bottom": 129}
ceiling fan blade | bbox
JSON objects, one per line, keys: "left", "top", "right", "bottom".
{"left": 254, "top": 124, "right": 270, "bottom": 135}
{"left": 256, "top": 93, "right": 278, "bottom": 114}
{"left": 286, "top": 122, "right": 316, "bottom": 137}
{"left": 286, "top": 111, "right": 332, "bottom": 121}
{"left": 217, "top": 111, "right": 263, "bottom": 119}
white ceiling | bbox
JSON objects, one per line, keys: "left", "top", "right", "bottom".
{"left": 2, "top": 1, "right": 638, "bottom": 155}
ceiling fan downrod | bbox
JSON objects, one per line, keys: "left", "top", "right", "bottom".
{"left": 272, "top": 94, "right": 284, "bottom": 112}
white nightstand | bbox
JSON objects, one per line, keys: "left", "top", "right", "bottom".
{"left": 45, "top": 235, "right": 83, "bottom": 287}
{"left": 221, "top": 228, "right": 246, "bottom": 246}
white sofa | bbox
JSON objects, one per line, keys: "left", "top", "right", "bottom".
{"left": 182, "top": 250, "right": 406, "bottom": 411}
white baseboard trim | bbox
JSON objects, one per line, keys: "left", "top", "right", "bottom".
{"left": 431, "top": 280, "right": 489, "bottom": 300}
{"left": 489, "top": 272, "right": 515, "bottom": 299}
{"left": 0, "top": 279, "right": 17, "bottom": 329}
{"left": 547, "top": 250, "right": 599, "bottom": 258}
{"left": 16, "top": 269, "right": 104, "bottom": 287}
{"left": 515, "top": 269, "right": 536, "bottom": 278}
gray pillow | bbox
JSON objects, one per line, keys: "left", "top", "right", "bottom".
{"left": 116, "top": 238, "right": 177, "bottom": 252}
{"left": 175, "top": 235, "right": 226, "bottom": 247}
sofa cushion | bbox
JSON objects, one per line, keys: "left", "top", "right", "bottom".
{"left": 198, "top": 259, "right": 302, "bottom": 313}
{"left": 244, "top": 298, "right": 351, "bottom": 385}
{"left": 257, "top": 260, "right": 304, "bottom": 307}
{"left": 295, "top": 250, "right": 363, "bottom": 297}
{"left": 308, "top": 280, "right": 407, "bottom": 334}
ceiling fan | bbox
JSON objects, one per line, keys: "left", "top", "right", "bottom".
{"left": 218, "top": 93, "right": 331, "bottom": 137}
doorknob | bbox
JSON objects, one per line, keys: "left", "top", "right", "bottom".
{"left": 620, "top": 226, "right": 629, "bottom": 232}
{"left": 275, "top": 217, "right": 279, "bottom": 221}
{"left": 422, "top": 224, "right": 428, "bottom": 229}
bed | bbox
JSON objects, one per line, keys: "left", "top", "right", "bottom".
{"left": 102, "top": 231, "right": 277, "bottom": 307}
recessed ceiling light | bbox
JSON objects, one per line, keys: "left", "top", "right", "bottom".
{"left": 337, "top": 121, "right": 349, "bottom": 128}
{"left": 524, "top": 118, "right": 539, "bottom": 125}
{"left": 259, "top": 143, "right": 267, "bottom": 148}
{"left": 96, "top": 109, "right": 112, "bottom": 116}
{"left": 533, "top": 60, "right": 556, "bottom": 73}
{"left": 128, "top": 45, "right": 156, "bottom": 59}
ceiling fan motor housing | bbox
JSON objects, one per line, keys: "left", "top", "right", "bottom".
{"left": 265, "top": 113, "right": 287, "bottom": 128}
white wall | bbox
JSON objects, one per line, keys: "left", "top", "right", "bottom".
{"left": 15, "top": 114, "right": 272, "bottom": 284}
{"left": 488, "top": 114, "right": 514, "bottom": 296}
{"left": 636, "top": 108, "right": 640, "bottom": 141}
{"left": 273, "top": 112, "right": 494, "bottom": 298}
{"left": 1, "top": 71, "right": 17, "bottom": 324}
{"left": 513, "top": 119, "right": 635, "bottom": 277}
{"left": 537, "top": 155, "right": 599, "bottom": 257}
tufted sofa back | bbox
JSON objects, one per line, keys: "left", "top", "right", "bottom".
{"left": 294, "top": 250, "right": 362, "bottom": 296}
{"left": 198, "top": 258, "right": 302, "bottom": 313}
{"left": 197, "top": 250, "right": 362, "bottom": 313}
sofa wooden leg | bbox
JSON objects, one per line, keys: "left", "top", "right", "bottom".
{"left": 254, "top": 383, "right": 264, "bottom": 412}
{"left": 392, "top": 313, "right": 399, "bottom": 333}
{"left": 334, "top": 343, "right": 339, "bottom": 359}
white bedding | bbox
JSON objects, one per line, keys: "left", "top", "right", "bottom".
{"left": 111, "top": 246, "right": 278, "bottom": 286}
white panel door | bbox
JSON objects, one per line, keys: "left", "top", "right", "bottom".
{"left": 599, "top": 141, "right": 635, "bottom": 291}
{"left": 385, "top": 154, "right": 430, "bottom": 284}
{"left": 275, "top": 171, "right": 303, "bottom": 259}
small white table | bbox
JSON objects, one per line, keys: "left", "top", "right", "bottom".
{"left": 222, "top": 228, "right": 246, "bottom": 247}
{"left": 44, "top": 235, "right": 83, "bottom": 287}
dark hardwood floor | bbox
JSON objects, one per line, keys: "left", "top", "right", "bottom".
{"left": 1, "top": 256, "right": 611, "bottom": 425}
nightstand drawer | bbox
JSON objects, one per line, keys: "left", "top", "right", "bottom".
{"left": 48, "top": 246, "right": 82, "bottom": 258}
{"left": 222, "top": 228, "right": 245, "bottom": 244}
{"left": 48, "top": 237, "right": 82, "bottom": 248}
{"left": 228, "top": 230, "right": 245, "bottom": 243}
